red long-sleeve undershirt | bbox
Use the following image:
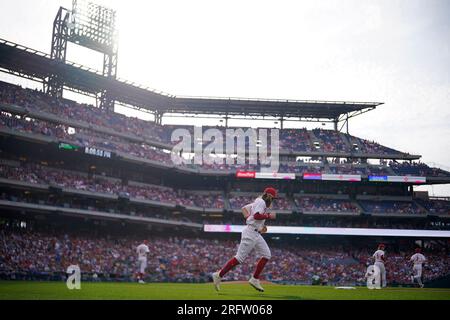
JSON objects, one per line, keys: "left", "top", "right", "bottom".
{"left": 253, "top": 212, "right": 271, "bottom": 220}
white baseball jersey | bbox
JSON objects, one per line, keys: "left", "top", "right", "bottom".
{"left": 137, "top": 244, "right": 150, "bottom": 258}
{"left": 235, "top": 198, "right": 272, "bottom": 264}
{"left": 373, "top": 250, "right": 385, "bottom": 263}
{"left": 410, "top": 253, "right": 426, "bottom": 266}
{"left": 244, "top": 197, "right": 269, "bottom": 231}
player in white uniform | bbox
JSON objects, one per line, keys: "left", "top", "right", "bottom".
{"left": 212, "top": 187, "right": 277, "bottom": 292}
{"left": 136, "top": 240, "right": 150, "bottom": 284}
{"left": 410, "top": 248, "right": 426, "bottom": 288}
{"left": 372, "top": 243, "right": 387, "bottom": 288}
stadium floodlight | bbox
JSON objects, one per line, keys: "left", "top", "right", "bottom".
{"left": 47, "top": 0, "right": 118, "bottom": 111}
{"left": 70, "top": 0, "right": 117, "bottom": 54}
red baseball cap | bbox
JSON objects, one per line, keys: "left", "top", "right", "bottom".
{"left": 378, "top": 243, "right": 385, "bottom": 249}
{"left": 264, "top": 187, "right": 277, "bottom": 198}
{"left": 415, "top": 248, "right": 421, "bottom": 253}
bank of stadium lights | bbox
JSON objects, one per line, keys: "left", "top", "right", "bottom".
{"left": 47, "top": 0, "right": 118, "bottom": 110}
{"left": 71, "top": 0, "right": 116, "bottom": 48}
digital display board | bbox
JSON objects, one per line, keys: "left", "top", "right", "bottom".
{"left": 58, "top": 142, "right": 80, "bottom": 151}
{"left": 236, "top": 171, "right": 295, "bottom": 180}
{"left": 84, "top": 147, "right": 112, "bottom": 159}
{"left": 204, "top": 225, "right": 450, "bottom": 238}
{"left": 368, "top": 175, "right": 426, "bottom": 183}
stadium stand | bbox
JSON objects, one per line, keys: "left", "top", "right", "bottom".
{"left": 390, "top": 161, "right": 450, "bottom": 177}
{"left": 3, "top": 109, "right": 423, "bottom": 175}
{"left": 1, "top": 82, "right": 415, "bottom": 159}
{"left": 416, "top": 198, "right": 450, "bottom": 215}
{"left": 1, "top": 225, "right": 449, "bottom": 286}
{"left": 311, "top": 128, "right": 350, "bottom": 153}
{"left": 0, "top": 41, "right": 449, "bottom": 289}
{"left": 0, "top": 162, "right": 225, "bottom": 210}
{"left": 359, "top": 200, "right": 425, "bottom": 215}
{"left": 228, "top": 193, "right": 293, "bottom": 211}
{"left": 1, "top": 161, "right": 449, "bottom": 218}
{"left": 294, "top": 196, "right": 360, "bottom": 214}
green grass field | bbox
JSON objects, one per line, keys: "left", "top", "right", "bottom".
{"left": 1, "top": 281, "right": 450, "bottom": 300}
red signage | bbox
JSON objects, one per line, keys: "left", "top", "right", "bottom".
{"left": 236, "top": 171, "right": 256, "bottom": 178}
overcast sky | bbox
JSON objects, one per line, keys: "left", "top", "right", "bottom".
{"left": 0, "top": 0, "right": 449, "bottom": 196}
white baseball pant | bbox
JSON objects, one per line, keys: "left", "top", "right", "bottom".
{"left": 235, "top": 226, "right": 271, "bottom": 264}
{"left": 413, "top": 264, "right": 422, "bottom": 278}
{"left": 375, "top": 261, "right": 386, "bottom": 287}
{"left": 138, "top": 257, "right": 147, "bottom": 274}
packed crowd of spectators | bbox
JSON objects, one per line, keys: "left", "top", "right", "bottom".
{"left": 1, "top": 111, "right": 399, "bottom": 175}
{"left": 1, "top": 109, "right": 398, "bottom": 175}
{"left": 0, "top": 162, "right": 122, "bottom": 193}
{"left": 415, "top": 199, "right": 450, "bottom": 215}
{"left": 390, "top": 161, "right": 450, "bottom": 177}
{"left": 9, "top": 113, "right": 447, "bottom": 180}
{"left": 203, "top": 213, "right": 450, "bottom": 230}
{"left": 359, "top": 200, "right": 425, "bottom": 214}
{"left": 1, "top": 228, "right": 448, "bottom": 285}
{"left": 354, "top": 137, "right": 402, "bottom": 155}
{"left": 228, "top": 194, "right": 293, "bottom": 211}
{"left": 0, "top": 82, "right": 411, "bottom": 160}
{"left": 0, "top": 191, "right": 206, "bottom": 225}
{"left": 311, "top": 128, "right": 350, "bottom": 153}
{"left": 279, "top": 128, "right": 312, "bottom": 152}
{"left": 229, "top": 195, "right": 260, "bottom": 210}
{"left": 294, "top": 197, "right": 360, "bottom": 213}
{"left": 0, "top": 111, "right": 176, "bottom": 165}
{"left": 168, "top": 192, "right": 224, "bottom": 209}
{"left": 0, "top": 112, "right": 68, "bottom": 139}
{"left": 3, "top": 82, "right": 449, "bottom": 177}
{"left": 273, "top": 217, "right": 450, "bottom": 230}
{"left": 0, "top": 82, "right": 171, "bottom": 144}
{"left": 328, "top": 164, "right": 392, "bottom": 176}
{"left": 0, "top": 163, "right": 224, "bottom": 209}
{"left": 1, "top": 161, "right": 448, "bottom": 216}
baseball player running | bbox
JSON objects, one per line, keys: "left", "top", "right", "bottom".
{"left": 212, "top": 187, "right": 277, "bottom": 292}
{"left": 372, "top": 243, "right": 387, "bottom": 288}
{"left": 410, "top": 248, "right": 426, "bottom": 288}
{"left": 136, "top": 240, "right": 150, "bottom": 284}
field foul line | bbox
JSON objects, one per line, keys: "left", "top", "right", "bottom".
{"left": 378, "top": 288, "right": 450, "bottom": 293}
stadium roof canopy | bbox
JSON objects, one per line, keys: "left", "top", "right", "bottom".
{"left": 172, "top": 96, "right": 381, "bottom": 120}
{"left": 0, "top": 38, "right": 382, "bottom": 122}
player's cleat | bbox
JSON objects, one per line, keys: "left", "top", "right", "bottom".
{"left": 138, "top": 280, "right": 145, "bottom": 284}
{"left": 420, "top": 284, "right": 424, "bottom": 288}
{"left": 249, "top": 276, "right": 264, "bottom": 292}
{"left": 212, "top": 271, "right": 221, "bottom": 291}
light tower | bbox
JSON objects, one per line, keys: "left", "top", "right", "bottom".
{"left": 45, "top": 0, "right": 118, "bottom": 111}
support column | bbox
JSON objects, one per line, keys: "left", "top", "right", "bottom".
{"left": 346, "top": 114, "right": 349, "bottom": 134}
{"left": 100, "top": 49, "right": 118, "bottom": 111}
{"left": 46, "top": 7, "right": 70, "bottom": 99}
{"left": 155, "top": 111, "right": 163, "bottom": 125}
